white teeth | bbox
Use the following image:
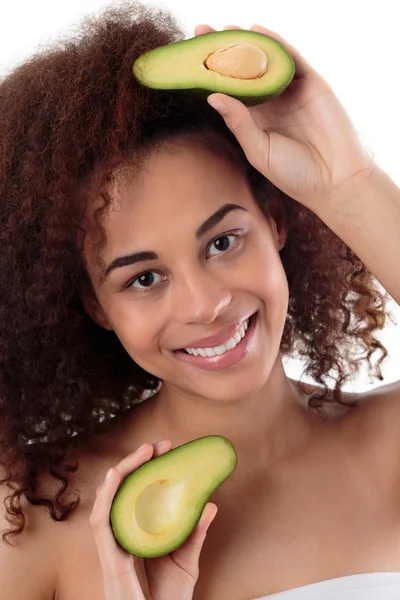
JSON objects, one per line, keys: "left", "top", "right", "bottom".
{"left": 225, "top": 337, "right": 237, "bottom": 351}
{"left": 214, "top": 344, "right": 226, "bottom": 355}
{"left": 233, "top": 331, "right": 241, "bottom": 344}
{"left": 184, "top": 317, "right": 251, "bottom": 357}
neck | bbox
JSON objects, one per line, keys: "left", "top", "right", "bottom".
{"left": 149, "top": 356, "right": 319, "bottom": 472}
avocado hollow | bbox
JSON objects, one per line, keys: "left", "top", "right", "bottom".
{"left": 110, "top": 435, "right": 238, "bottom": 558}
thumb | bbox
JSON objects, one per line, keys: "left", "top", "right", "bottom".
{"left": 169, "top": 502, "right": 218, "bottom": 581}
{"left": 207, "top": 93, "right": 270, "bottom": 175}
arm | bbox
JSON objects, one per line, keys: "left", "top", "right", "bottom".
{"left": 198, "top": 24, "right": 400, "bottom": 306}
{"left": 318, "top": 164, "right": 400, "bottom": 306}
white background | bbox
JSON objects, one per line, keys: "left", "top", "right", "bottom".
{"left": 1, "top": 0, "right": 399, "bottom": 392}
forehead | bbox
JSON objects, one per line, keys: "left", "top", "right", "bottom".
{"left": 84, "top": 140, "right": 255, "bottom": 274}
{"left": 106, "top": 141, "right": 252, "bottom": 228}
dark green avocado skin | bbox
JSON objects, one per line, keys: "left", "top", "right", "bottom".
{"left": 139, "top": 77, "right": 294, "bottom": 108}
{"left": 110, "top": 435, "right": 238, "bottom": 558}
{"left": 132, "top": 30, "right": 295, "bottom": 107}
{"left": 183, "top": 81, "right": 294, "bottom": 106}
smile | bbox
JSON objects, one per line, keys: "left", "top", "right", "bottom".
{"left": 183, "top": 317, "right": 249, "bottom": 357}
{"left": 173, "top": 312, "right": 258, "bottom": 371}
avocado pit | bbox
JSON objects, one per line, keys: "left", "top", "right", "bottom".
{"left": 132, "top": 30, "right": 295, "bottom": 107}
{"left": 204, "top": 42, "right": 268, "bottom": 80}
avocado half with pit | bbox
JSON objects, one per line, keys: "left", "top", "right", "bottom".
{"left": 133, "top": 29, "right": 295, "bottom": 106}
{"left": 110, "top": 435, "right": 237, "bottom": 558}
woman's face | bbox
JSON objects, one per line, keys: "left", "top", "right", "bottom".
{"left": 84, "top": 139, "right": 289, "bottom": 402}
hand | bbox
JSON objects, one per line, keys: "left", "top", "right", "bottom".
{"left": 90, "top": 440, "right": 218, "bottom": 600}
{"left": 195, "top": 24, "right": 375, "bottom": 211}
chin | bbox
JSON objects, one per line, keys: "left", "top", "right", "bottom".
{"left": 184, "top": 362, "right": 274, "bottom": 404}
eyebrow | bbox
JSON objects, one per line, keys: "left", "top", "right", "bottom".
{"left": 102, "top": 203, "right": 247, "bottom": 282}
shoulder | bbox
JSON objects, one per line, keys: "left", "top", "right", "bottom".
{"left": 0, "top": 477, "right": 57, "bottom": 599}
{"left": 340, "top": 380, "right": 400, "bottom": 485}
{"left": 351, "top": 379, "right": 400, "bottom": 437}
{"left": 0, "top": 446, "right": 115, "bottom": 600}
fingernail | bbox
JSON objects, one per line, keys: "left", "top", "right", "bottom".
{"left": 136, "top": 443, "right": 147, "bottom": 452}
{"left": 153, "top": 439, "right": 166, "bottom": 447}
{"left": 208, "top": 97, "right": 228, "bottom": 115}
{"left": 105, "top": 468, "right": 113, "bottom": 481}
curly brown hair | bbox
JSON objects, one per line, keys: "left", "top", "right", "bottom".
{"left": 0, "top": 1, "right": 392, "bottom": 545}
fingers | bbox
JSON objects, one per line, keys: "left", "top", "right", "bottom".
{"left": 194, "top": 24, "right": 215, "bottom": 36}
{"left": 223, "top": 25, "right": 244, "bottom": 30}
{"left": 194, "top": 24, "right": 243, "bottom": 36}
{"left": 91, "top": 440, "right": 173, "bottom": 545}
{"left": 89, "top": 440, "right": 173, "bottom": 598}
{"left": 169, "top": 502, "right": 218, "bottom": 582}
{"left": 191, "top": 501, "right": 218, "bottom": 537}
{"left": 152, "top": 438, "right": 173, "bottom": 458}
{"left": 194, "top": 23, "right": 272, "bottom": 171}
{"left": 207, "top": 92, "right": 270, "bottom": 175}
{"left": 90, "top": 451, "right": 150, "bottom": 597}
{"left": 194, "top": 23, "right": 317, "bottom": 80}
{"left": 118, "top": 439, "right": 173, "bottom": 472}
{"left": 111, "top": 442, "right": 154, "bottom": 480}
{"left": 249, "top": 24, "right": 317, "bottom": 79}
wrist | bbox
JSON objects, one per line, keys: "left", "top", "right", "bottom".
{"left": 316, "top": 160, "right": 380, "bottom": 220}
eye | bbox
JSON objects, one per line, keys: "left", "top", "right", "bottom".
{"left": 207, "top": 233, "right": 239, "bottom": 257}
{"left": 129, "top": 271, "right": 163, "bottom": 290}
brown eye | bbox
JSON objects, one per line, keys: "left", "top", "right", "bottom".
{"left": 129, "top": 271, "right": 161, "bottom": 289}
{"left": 207, "top": 234, "right": 238, "bottom": 257}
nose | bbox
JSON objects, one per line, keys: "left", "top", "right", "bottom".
{"left": 171, "top": 266, "right": 232, "bottom": 324}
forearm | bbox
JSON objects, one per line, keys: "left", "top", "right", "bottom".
{"left": 316, "top": 164, "right": 400, "bottom": 305}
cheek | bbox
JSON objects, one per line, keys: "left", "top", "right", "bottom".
{"left": 245, "top": 239, "right": 289, "bottom": 305}
{"left": 248, "top": 252, "right": 289, "bottom": 349}
{"left": 112, "top": 315, "right": 166, "bottom": 379}
{"left": 267, "top": 264, "right": 289, "bottom": 325}
{"left": 109, "top": 301, "right": 161, "bottom": 358}
{"left": 265, "top": 256, "right": 288, "bottom": 301}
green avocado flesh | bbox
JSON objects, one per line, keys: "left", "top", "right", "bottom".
{"left": 110, "top": 435, "right": 237, "bottom": 558}
{"left": 133, "top": 30, "right": 295, "bottom": 106}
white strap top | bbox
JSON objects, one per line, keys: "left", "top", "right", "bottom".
{"left": 253, "top": 572, "right": 400, "bottom": 599}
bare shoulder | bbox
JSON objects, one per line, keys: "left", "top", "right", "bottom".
{"left": 298, "top": 377, "right": 400, "bottom": 475}
{"left": 351, "top": 379, "right": 400, "bottom": 434}
{"left": 340, "top": 380, "right": 400, "bottom": 485}
{"left": 0, "top": 445, "right": 118, "bottom": 600}
{"left": 0, "top": 475, "right": 57, "bottom": 600}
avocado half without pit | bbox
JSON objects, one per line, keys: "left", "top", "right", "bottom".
{"left": 133, "top": 29, "right": 295, "bottom": 106}
{"left": 110, "top": 435, "right": 238, "bottom": 558}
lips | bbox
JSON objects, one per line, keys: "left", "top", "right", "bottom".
{"left": 173, "top": 312, "right": 257, "bottom": 351}
{"left": 173, "top": 311, "right": 258, "bottom": 371}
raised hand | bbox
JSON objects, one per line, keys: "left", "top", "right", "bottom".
{"left": 195, "top": 24, "right": 375, "bottom": 212}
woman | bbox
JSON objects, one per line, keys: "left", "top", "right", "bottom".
{"left": 1, "top": 3, "right": 400, "bottom": 599}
